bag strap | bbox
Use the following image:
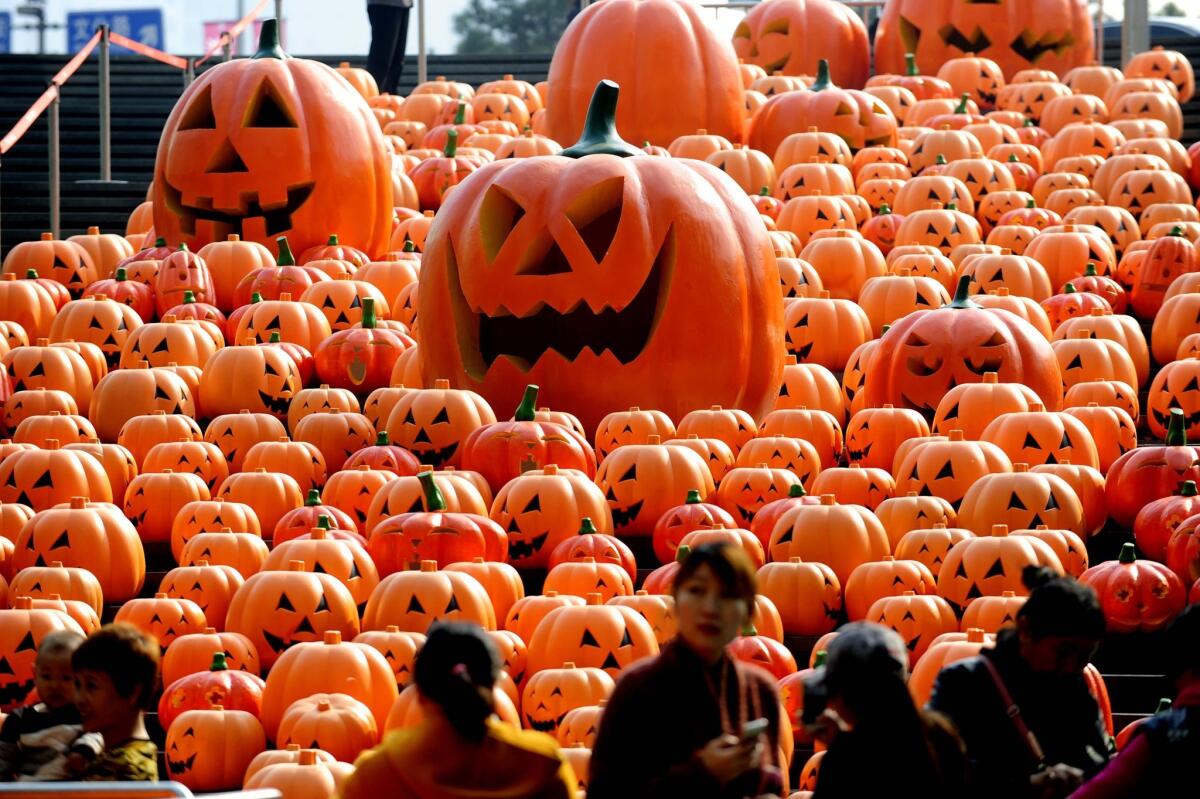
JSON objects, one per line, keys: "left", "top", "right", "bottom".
{"left": 981, "top": 655, "right": 1046, "bottom": 767}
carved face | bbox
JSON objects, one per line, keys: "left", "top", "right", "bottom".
{"left": 520, "top": 666, "right": 613, "bottom": 735}
{"left": 526, "top": 604, "right": 658, "bottom": 680}
{"left": 868, "top": 593, "right": 956, "bottom": 664}
{"left": 1148, "top": 361, "right": 1200, "bottom": 438}
{"left": 362, "top": 568, "right": 496, "bottom": 635}
{"left": 386, "top": 383, "right": 496, "bottom": 468}
{"left": 152, "top": 23, "right": 393, "bottom": 257}
{"left": 937, "top": 532, "right": 1061, "bottom": 607}
{"left": 895, "top": 525, "right": 974, "bottom": 578}
{"left": 491, "top": 471, "right": 610, "bottom": 568}
{"left": 959, "top": 471, "right": 1086, "bottom": 537}
{"left": 1111, "top": 171, "right": 1189, "bottom": 215}
{"left": 114, "top": 596, "right": 207, "bottom": 650}
{"left": 472, "top": 92, "right": 531, "bottom": 128}
{"left": 896, "top": 439, "right": 1012, "bottom": 509}
{"left": 225, "top": 571, "right": 359, "bottom": 668}
{"left": 716, "top": 466, "right": 802, "bottom": 526}
{"left": 877, "top": 0, "right": 1095, "bottom": 81}
{"left": 1126, "top": 48, "right": 1194, "bottom": 101}
{"left": 418, "top": 143, "right": 784, "bottom": 434}
{"left": 594, "top": 444, "right": 715, "bottom": 537}
{"left": 0, "top": 608, "right": 84, "bottom": 710}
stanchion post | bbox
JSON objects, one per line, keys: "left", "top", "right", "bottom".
{"left": 185, "top": 59, "right": 195, "bottom": 87}
{"left": 417, "top": 0, "right": 427, "bottom": 85}
{"left": 1122, "top": 0, "right": 1149, "bottom": 66}
{"left": 275, "top": 0, "right": 284, "bottom": 46}
{"left": 48, "top": 85, "right": 60, "bottom": 239}
{"left": 98, "top": 24, "right": 112, "bottom": 182}
{"left": 222, "top": 32, "right": 232, "bottom": 62}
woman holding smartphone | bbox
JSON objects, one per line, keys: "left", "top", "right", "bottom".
{"left": 589, "top": 543, "right": 783, "bottom": 799}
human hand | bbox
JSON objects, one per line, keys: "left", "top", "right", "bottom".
{"left": 696, "top": 734, "right": 762, "bottom": 785}
{"left": 1030, "top": 763, "right": 1084, "bottom": 799}
{"left": 805, "top": 707, "right": 850, "bottom": 747}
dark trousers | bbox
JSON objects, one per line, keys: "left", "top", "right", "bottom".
{"left": 367, "top": 5, "right": 411, "bottom": 95}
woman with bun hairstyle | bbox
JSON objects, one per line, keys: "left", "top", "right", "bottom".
{"left": 928, "top": 566, "right": 1113, "bottom": 799}
{"left": 341, "top": 622, "right": 577, "bottom": 799}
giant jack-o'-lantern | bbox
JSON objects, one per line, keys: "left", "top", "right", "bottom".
{"left": 875, "top": 0, "right": 1094, "bottom": 81}
{"left": 545, "top": 0, "right": 743, "bottom": 147}
{"left": 732, "top": 0, "right": 870, "bottom": 89}
{"left": 151, "top": 21, "right": 393, "bottom": 258}
{"left": 419, "top": 82, "right": 784, "bottom": 434}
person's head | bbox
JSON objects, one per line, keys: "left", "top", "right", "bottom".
{"left": 72, "top": 624, "right": 160, "bottom": 734}
{"left": 1164, "top": 603, "right": 1200, "bottom": 689}
{"left": 672, "top": 543, "right": 757, "bottom": 662}
{"left": 819, "top": 622, "right": 911, "bottom": 728}
{"left": 1016, "top": 566, "right": 1105, "bottom": 676}
{"left": 35, "top": 630, "right": 85, "bottom": 709}
{"left": 414, "top": 622, "right": 498, "bottom": 741}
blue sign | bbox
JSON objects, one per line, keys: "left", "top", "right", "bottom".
{"left": 0, "top": 12, "right": 10, "bottom": 55}
{"left": 67, "top": 9, "right": 164, "bottom": 55}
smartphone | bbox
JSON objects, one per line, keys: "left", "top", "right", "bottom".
{"left": 739, "top": 717, "right": 769, "bottom": 742}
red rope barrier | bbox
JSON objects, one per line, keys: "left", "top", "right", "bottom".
{"left": 0, "top": 85, "right": 58, "bottom": 156}
{"left": 109, "top": 31, "right": 189, "bottom": 71}
{"left": 194, "top": 0, "right": 273, "bottom": 68}
{"left": 50, "top": 29, "right": 102, "bottom": 86}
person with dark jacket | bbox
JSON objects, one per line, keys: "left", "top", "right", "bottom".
{"left": 806, "top": 623, "right": 967, "bottom": 799}
{"left": 366, "top": 0, "right": 413, "bottom": 94}
{"left": 929, "top": 567, "right": 1112, "bottom": 799}
{"left": 1068, "top": 603, "right": 1200, "bottom": 798}
{"left": 589, "top": 543, "right": 783, "bottom": 799}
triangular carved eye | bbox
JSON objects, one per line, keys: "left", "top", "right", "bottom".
{"left": 179, "top": 86, "right": 216, "bottom": 131}
{"left": 245, "top": 79, "right": 297, "bottom": 128}
{"left": 566, "top": 176, "right": 624, "bottom": 263}
{"left": 480, "top": 185, "right": 525, "bottom": 263}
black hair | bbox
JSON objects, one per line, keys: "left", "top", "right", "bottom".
{"left": 1018, "top": 566, "right": 1106, "bottom": 640}
{"left": 1164, "top": 603, "right": 1200, "bottom": 681}
{"left": 414, "top": 622, "right": 498, "bottom": 741}
{"left": 672, "top": 542, "right": 757, "bottom": 607}
{"left": 71, "top": 624, "right": 160, "bottom": 710}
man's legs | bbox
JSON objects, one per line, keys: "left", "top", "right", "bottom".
{"left": 366, "top": 5, "right": 401, "bottom": 94}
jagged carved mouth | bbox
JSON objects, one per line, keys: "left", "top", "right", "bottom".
{"left": 610, "top": 500, "right": 644, "bottom": 528}
{"left": 526, "top": 712, "right": 567, "bottom": 733}
{"left": 900, "top": 15, "right": 1074, "bottom": 65}
{"left": 167, "top": 754, "right": 197, "bottom": 773}
{"left": 0, "top": 678, "right": 35, "bottom": 707}
{"left": 258, "top": 389, "right": 293, "bottom": 417}
{"left": 450, "top": 227, "right": 675, "bottom": 375}
{"left": 509, "top": 532, "right": 550, "bottom": 561}
{"left": 162, "top": 180, "right": 314, "bottom": 238}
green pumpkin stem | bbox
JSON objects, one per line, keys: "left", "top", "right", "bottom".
{"left": 741, "top": 624, "right": 758, "bottom": 637}
{"left": 1064, "top": 283, "right": 1078, "bottom": 295}
{"left": 115, "top": 267, "right": 127, "bottom": 282}
{"left": 269, "top": 331, "right": 282, "bottom": 343}
{"left": 276, "top": 236, "right": 296, "bottom": 266}
{"left": 327, "top": 234, "right": 339, "bottom": 246}
{"left": 361, "top": 297, "right": 377, "bottom": 329}
{"left": 182, "top": 290, "right": 196, "bottom": 304}
{"left": 24, "top": 269, "right": 38, "bottom": 279}
{"left": 788, "top": 483, "right": 806, "bottom": 498}
{"left": 305, "top": 489, "right": 321, "bottom": 507}
{"left": 316, "top": 514, "right": 331, "bottom": 530}
{"left": 905, "top": 53, "right": 919, "bottom": 76}
{"left": 375, "top": 431, "right": 390, "bottom": 446}
{"left": 210, "top": 652, "right": 228, "bottom": 671}
{"left": 685, "top": 489, "right": 702, "bottom": 504}
{"left": 675, "top": 544, "right": 691, "bottom": 563}
{"left": 879, "top": 203, "right": 891, "bottom": 215}
{"left": 1181, "top": 481, "right": 1198, "bottom": 497}
{"left": 1026, "top": 199, "right": 1036, "bottom": 208}
{"left": 444, "top": 129, "right": 459, "bottom": 158}
{"left": 813, "top": 650, "right": 828, "bottom": 667}
{"left": 178, "top": 243, "right": 190, "bottom": 253}
{"left": 759, "top": 186, "right": 770, "bottom": 196}
{"left": 810, "top": 59, "right": 834, "bottom": 91}
{"left": 1007, "top": 153, "right": 1019, "bottom": 162}
{"left": 954, "top": 93, "right": 970, "bottom": 114}
{"left": 418, "top": 471, "right": 448, "bottom": 511}
{"left": 1118, "top": 542, "right": 1136, "bottom": 564}
{"left": 154, "top": 237, "right": 167, "bottom": 247}
{"left": 949, "top": 275, "right": 978, "bottom": 309}
{"left": 250, "top": 291, "right": 263, "bottom": 304}
{"left": 514, "top": 384, "right": 539, "bottom": 422}
{"left": 454, "top": 102, "right": 466, "bottom": 125}
{"left": 402, "top": 241, "right": 416, "bottom": 253}
{"left": 253, "top": 17, "right": 288, "bottom": 59}
{"left": 561, "top": 80, "right": 642, "bottom": 158}
{"left": 579, "top": 517, "right": 598, "bottom": 535}
{"left": 1166, "top": 407, "right": 1187, "bottom": 446}
{"left": 936, "top": 154, "right": 947, "bottom": 165}
{"left": 1170, "top": 225, "right": 1184, "bottom": 237}
{"left": 1024, "top": 118, "right": 1037, "bottom": 127}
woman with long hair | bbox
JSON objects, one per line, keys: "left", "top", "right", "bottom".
{"left": 589, "top": 543, "right": 784, "bottom": 799}
{"left": 341, "top": 622, "right": 577, "bottom": 799}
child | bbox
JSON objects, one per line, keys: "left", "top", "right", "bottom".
{"left": 0, "top": 629, "right": 87, "bottom": 781}
{"left": 70, "top": 624, "right": 160, "bottom": 781}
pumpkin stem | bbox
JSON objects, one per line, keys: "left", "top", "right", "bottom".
{"left": 685, "top": 489, "right": 702, "bottom": 504}
{"left": 250, "top": 292, "right": 263, "bottom": 304}
{"left": 788, "top": 483, "right": 806, "bottom": 498}
{"left": 905, "top": 53, "right": 919, "bottom": 76}
{"left": 741, "top": 624, "right": 758, "bottom": 637}
{"left": 1064, "top": 282, "right": 1077, "bottom": 294}
{"left": 1023, "top": 118, "right": 1037, "bottom": 127}
{"left": 403, "top": 241, "right": 416, "bottom": 253}
{"left": 115, "top": 267, "right": 128, "bottom": 282}
{"left": 1118, "top": 542, "right": 1136, "bottom": 564}
{"left": 444, "top": 129, "right": 459, "bottom": 158}
{"left": 1166, "top": 407, "right": 1187, "bottom": 446}
{"left": 276, "top": 236, "right": 296, "bottom": 266}
{"left": 949, "top": 275, "right": 979, "bottom": 309}
{"left": 1181, "top": 481, "right": 1198, "bottom": 497}
{"left": 1026, "top": 198, "right": 1036, "bottom": 208}
{"left": 305, "top": 488, "right": 321, "bottom": 507}
{"left": 561, "top": 80, "right": 642, "bottom": 159}
{"left": 1007, "top": 153, "right": 1019, "bottom": 162}
{"left": 269, "top": 331, "right": 282, "bottom": 343}
{"left": 178, "top": 243, "right": 190, "bottom": 253}
{"left": 813, "top": 650, "right": 828, "bottom": 666}
{"left": 361, "top": 297, "right": 378, "bottom": 329}
{"left": 675, "top": 544, "right": 691, "bottom": 563}
{"left": 454, "top": 101, "right": 467, "bottom": 125}
{"left": 579, "top": 517, "right": 597, "bottom": 535}
{"left": 1084, "top": 262, "right": 1098, "bottom": 276}
{"left": 327, "top": 234, "right": 339, "bottom": 246}
{"left": 316, "top": 514, "right": 332, "bottom": 530}
{"left": 1170, "top": 225, "right": 1184, "bottom": 237}
{"left": 375, "top": 431, "right": 390, "bottom": 446}
{"left": 24, "top": 269, "right": 38, "bottom": 279}
{"left": 154, "top": 237, "right": 167, "bottom": 247}
{"left": 878, "top": 203, "right": 891, "bottom": 215}
{"left": 514, "top": 384, "right": 538, "bottom": 422}
{"left": 935, "top": 153, "right": 947, "bottom": 165}
{"left": 954, "top": 93, "right": 970, "bottom": 114}
{"left": 810, "top": 59, "right": 834, "bottom": 91}
{"left": 759, "top": 186, "right": 770, "bottom": 196}
{"left": 418, "top": 470, "right": 448, "bottom": 511}
{"left": 253, "top": 17, "right": 288, "bottom": 60}
{"left": 210, "top": 652, "right": 228, "bottom": 671}
{"left": 182, "top": 290, "right": 196, "bottom": 304}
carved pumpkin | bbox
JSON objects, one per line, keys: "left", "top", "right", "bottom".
{"left": 158, "top": 651, "right": 265, "bottom": 732}
{"left": 758, "top": 556, "right": 842, "bottom": 634}
{"left": 161, "top": 627, "right": 259, "bottom": 688}
{"left": 361, "top": 561, "right": 496, "bottom": 633}
{"left": 113, "top": 592, "right": 207, "bottom": 650}
{"left": 1081, "top": 543, "right": 1187, "bottom": 633}
{"left": 1105, "top": 409, "right": 1200, "bottom": 528}
{"left": 767, "top": 494, "right": 889, "bottom": 584}
{"left": 894, "top": 430, "right": 1014, "bottom": 509}
{"left": 275, "top": 693, "right": 378, "bottom": 763}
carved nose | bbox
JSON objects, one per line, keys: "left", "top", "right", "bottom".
{"left": 206, "top": 138, "right": 249, "bottom": 174}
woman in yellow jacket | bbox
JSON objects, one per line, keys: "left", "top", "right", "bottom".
{"left": 341, "top": 622, "right": 578, "bottom": 799}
